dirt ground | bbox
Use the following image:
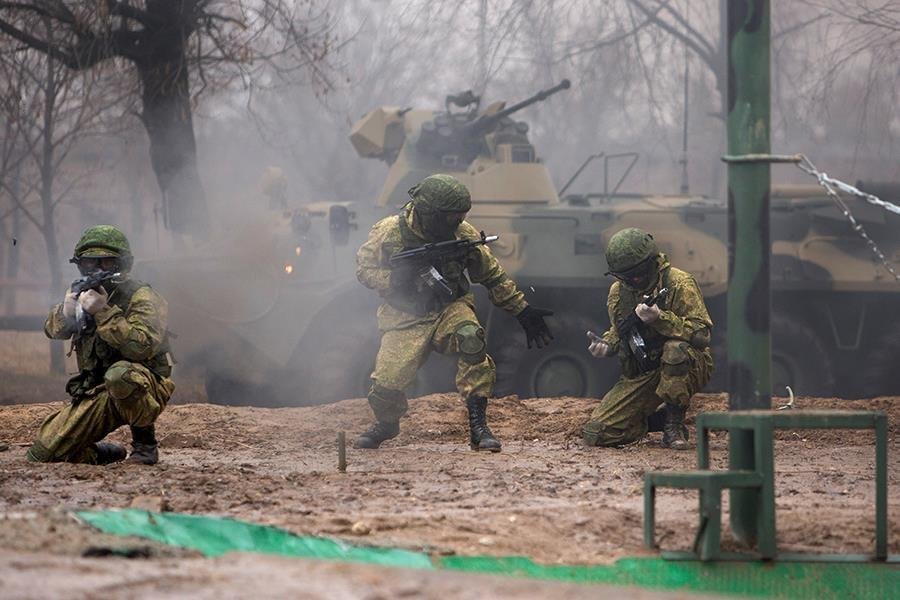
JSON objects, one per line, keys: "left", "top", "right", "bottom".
{"left": 0, "top": 380, "right": 898, "bottom": 598}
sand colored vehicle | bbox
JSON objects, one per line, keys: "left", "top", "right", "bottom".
{"left": 142, "top": 81, "right": 900, "bottom": 404}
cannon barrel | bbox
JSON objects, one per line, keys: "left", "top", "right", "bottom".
{"left": 464, "top": 79, "right": 570, "bottom": 136}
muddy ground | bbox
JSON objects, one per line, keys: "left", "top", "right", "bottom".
{"left": 0, "top": 373, "right": 897, "bottom": 599}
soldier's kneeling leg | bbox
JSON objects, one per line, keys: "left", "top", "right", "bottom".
{"left": 656, "top": 341, "right": 693, "bottom": 406}
{"left": 27, "top": 393, "right": 124, "bottom": 464}
{"left": 582, "top": 371, "right": 660, "bottom": 447}
{"left": 656, "top": 341, "right": 711, "bottom": 449}
{"left": 104, "top": 361, "right": 163, "bottom": 428}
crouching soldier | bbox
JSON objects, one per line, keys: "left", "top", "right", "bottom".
{"left": 583, "top": 228, "right": 713, "bottom": 449}
{"left": 355, "top": 174, "right": 553, "bottom": 452}
{"left": 27, "top": 225, "right": 174, "bottom": 465}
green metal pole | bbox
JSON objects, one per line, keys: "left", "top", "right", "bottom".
{"left": 726, "top": 0, "right": 772, "bottom": 546}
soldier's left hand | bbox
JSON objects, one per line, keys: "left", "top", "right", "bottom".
{"left": 516, "top": 305, "right": 554, "bottom": 349}
{"left": 635, "top": 303, "right": 661, "bottom": 324}
{"left": 79, "top": 286, "right": 109, "bottom": 315}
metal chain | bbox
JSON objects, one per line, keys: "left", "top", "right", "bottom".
{"left": 796, "top": 155, "right": 900, "bottom": 282}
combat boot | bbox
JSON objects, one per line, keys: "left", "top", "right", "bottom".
{"left": 646, "top": 407, "right": 666, "bottom": 433}
{"left": 354, "top": 421, "right": 400, "bottom": 449}
{"left": 125, "top": 425, "right": 159, "bottom": 465}
{"left": 93, "top": 442, "right": 127, "bottom": 465}
{"left": 466, "top": 396, "right": 501, "bottom": 452}
{"left": 661, "top": 403, "right": 691, "bottom": 450}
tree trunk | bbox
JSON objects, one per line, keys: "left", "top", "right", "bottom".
{"left": 137, "top": 54, "right": 209, "bottom": 236}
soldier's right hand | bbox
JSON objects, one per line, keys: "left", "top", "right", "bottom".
{"left": 62, "top": 288, "right": 78, "bottom": 319}
{"left": 586, "top": 330, "right": 611, "bottom": 358}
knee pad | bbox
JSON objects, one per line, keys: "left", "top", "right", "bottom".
{"left": 455, "top": 321, "right": 486, "bottom": 365}
{"left": 104, "top": 361, "right": 140, "bottom": 400}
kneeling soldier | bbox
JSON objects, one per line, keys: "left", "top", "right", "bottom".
{"left": 355, "top": 174, "right": 553, "bottom": 452}
{"left": 27, "top": 225, "right": 174, "bottom": 465}
{"left": 583, "top": 227, "right": 713, "bottom": 449}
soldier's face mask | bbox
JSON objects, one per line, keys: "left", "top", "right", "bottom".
{"left": 445, "top": 211, "right": 466, "bottom": 230}
{"left": 72, "top": 256, "right": 118, "bottom": 276}
{"left": 414, "top": 205, "right": 467, "bottom": 241}
{"left": 609, "top": 255, "right": 658, "bottom": 291}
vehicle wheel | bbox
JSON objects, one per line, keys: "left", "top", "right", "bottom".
{"left": 770, "top": 313, "right": 835, "bottom": 397}
{"left": 861, "top": 321, "right": 900, "bottom": 397}
{"left": 493, "top": 311, "right": 617, "bottom": 399}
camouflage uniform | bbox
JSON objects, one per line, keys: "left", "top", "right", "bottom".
{"left": 27, "top": 226, "right": 174, "bottom": 465}
{"left": 357, "top": 207, "right": 526, "bottom": 418}
{"left": 355, "top": 174, "right": 551, "bottom": 451}
{"left": 583, "top": 246, "right": 713, "bottom": 448}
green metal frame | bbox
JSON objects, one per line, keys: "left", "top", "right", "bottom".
{"left": 644, "top": 409, "right": 890, "bottom": 562}
{"left": 645, "top": 470, "right": 762, "bottom": 561}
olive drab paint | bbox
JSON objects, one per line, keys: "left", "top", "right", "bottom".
{"left": 726, "top": 0, "right": 771, "bottom": 546}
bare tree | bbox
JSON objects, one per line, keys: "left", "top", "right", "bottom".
{"left": 0, "top": 19, "right": 124, "bottom": 372}
{"left": 0, "top": 1, "right": 334, "bottom": 235}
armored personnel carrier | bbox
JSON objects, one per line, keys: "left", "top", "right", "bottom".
{"left": 144, "top": 80, "right": 900, "bottom": 404}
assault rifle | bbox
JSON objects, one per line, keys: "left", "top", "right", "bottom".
{"left": 616, "top": 287, "right": 669, "bottom": 373}
{"left": 389, "top": 232, "right": 499, "bottom": 300}
{"left": 70, "top": 270, "right": 120, "bottom": 337}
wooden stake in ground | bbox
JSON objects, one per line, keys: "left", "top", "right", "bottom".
{"left": 337, "top": 432, "right": 346, "bottom": 473}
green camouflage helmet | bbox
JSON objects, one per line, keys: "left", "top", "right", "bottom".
{"left": 74, "top": 225, "right": 132, "bottom": 259}
{"left": 605, "top": 227, "right": 657, "bottom": 273}
{"left": 408, "top": 174, "right": 472, "bottom": 213}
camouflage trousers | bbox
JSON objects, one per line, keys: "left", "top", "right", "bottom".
{"left": 27, "top": 361, "right": 175, "bottom": 464}
{"left": 582, "top": 341, "right": 712, "bottom": 447}
{"left": 369, "top": 299, "right": 494, "bottom": 422}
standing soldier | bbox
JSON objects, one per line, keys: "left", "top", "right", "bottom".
{"left": 355, "top": 174, "right": 553, "bottom": 452}
{"left": 27, "top": 225, "right": 174, "bottom": 465}
{"left": 583, "top": 227, "right": 713, "bottom": 449}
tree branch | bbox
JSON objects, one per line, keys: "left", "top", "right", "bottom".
{"left": 626, "top": 0, "right": 715, "bottom": 65}
{"left": 0, "top": 16, "right": 79, "bottom": 67}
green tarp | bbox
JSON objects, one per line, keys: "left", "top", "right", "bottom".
{"left": 75, "top": 509, "right": 433, "bottom": 569}
{"left": 76, "top": 509, "right": 898, "bottom": 599}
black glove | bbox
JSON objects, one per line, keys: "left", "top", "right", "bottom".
{"left": 516, "top": 305, "right": 554, "bottom": 349}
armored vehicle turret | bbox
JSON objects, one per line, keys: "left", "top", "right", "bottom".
{"left": 146, "top": 81, "right": 900, "bottom": 405}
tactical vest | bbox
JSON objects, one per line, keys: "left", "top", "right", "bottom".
{"left": 612, "top": 266, "right": 673, "bottom": 377}
{"left": 66, "top": 278, "right": 172, "bottom": 399}
{"left": 393, "top": 212, "right": 471, "bottom": 314}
